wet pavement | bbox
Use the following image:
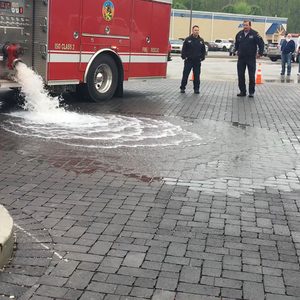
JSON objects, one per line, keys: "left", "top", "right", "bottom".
{"left": 1, "top": 78, "right": 300, "bottom": 300}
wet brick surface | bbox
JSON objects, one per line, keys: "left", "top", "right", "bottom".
{"left": 0, "top": 79, "right": 300, "bottom": 299}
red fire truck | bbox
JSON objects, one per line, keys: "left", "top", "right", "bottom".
{"left": 0, "top": 0, "right": 171, "bottom": 101}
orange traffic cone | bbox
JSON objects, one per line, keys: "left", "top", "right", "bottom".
{"left": 256, "top": 63, "right": 263, "bottom": 84}
{"left": 190, "top": 72, "right": 194, "bottom": 81}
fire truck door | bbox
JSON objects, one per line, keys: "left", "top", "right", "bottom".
{"left": 47, "top": 0, "right": 81, "bottom": 81}
{"left": 150, "top": 1, "right": 170, "bottom": 60}
{"left": 81, "top": 0, "right": 131, "bottom": 71}
{"left": 130, "top": 0, "right": 153, "bottom": 76}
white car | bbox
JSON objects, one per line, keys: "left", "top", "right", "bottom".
{"left": 170, "top": 39, "right": 208, "bottom": 55}
{"left": 214, "top": 39, "right": 233, "bottom": 51}
{"left": 169, "top": 39, "right": 184, "bottom": 53}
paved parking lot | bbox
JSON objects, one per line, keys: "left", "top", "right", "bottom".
{"left": 0, "top": 56, "right": 300, "bottom": 300}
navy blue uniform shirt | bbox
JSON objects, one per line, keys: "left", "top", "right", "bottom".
{"left": 181, "top": 35, "right": 206, "bottom": 62}
{"left": 235, "top": 29, "right": 264, "bottom": 59}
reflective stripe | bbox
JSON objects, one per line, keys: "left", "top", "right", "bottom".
{"left": 130, "top": 55, "right": 167, "bottom": 63}
{"left": 48, "top": 53, "right": 80, "bottom": 63}
{"left": 153, "top": 0, "right": 172, "bottom": 4}
{"left": 48, "top": 52, "right": 167, "bottom": 64}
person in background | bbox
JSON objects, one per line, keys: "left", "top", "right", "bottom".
{"left": 280, "top": 33, "right": 296, "bottom": 77}
{"left": 235, "top": 20, "right": 264, "bottom": 98}
{"left": 180, "top": 25, "right": 206, "bottom": 94}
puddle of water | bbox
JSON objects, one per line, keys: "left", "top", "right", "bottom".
{"left": 265, "top": 78, "right": 300, "bottom": 84}
{"left": 1, "top": 62, "right": 202, "bottom": 149}
{"left": 3, "top": 112, "right": 202, "bottom": 148}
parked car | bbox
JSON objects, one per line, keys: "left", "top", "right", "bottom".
{"left": 293, "top": 51, "right": 299, "bottom": 63}
{"left": 229, "top": 44, "right": 236, "bottom": 56}
{"left": 214, "top": 39, "right": 232, "bottom": 51}
{"left": 267, "top": 42, "right": 281, "bottom": 61}
{"left": 169, "top": 39, "right": 184, "bottom": 53}
{"left": 205, "top": 41, "right": 219, "bottom": 51}
{"left": 263, "top": 44, "right": 268, "bottom": 56}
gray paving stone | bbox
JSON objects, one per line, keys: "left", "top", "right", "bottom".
{"left": 35, "top": 285, "right": 68, "bottom": 298}
{"left": 177, "top": 282, "right": 220, "bottom": 296}
{"left": 87, "top": 282, "right": 117, "bottom": 294}
{"left": 156, "top": 277, "right": 178, "bottom": 291}
{"left": 221, "top": 287, "right": 242, "bottom": 299}
{"left": 123, "top": 252, "right": 145, "bottom": 268}
{"left": 115, "top": 285, "right": 132, "bottom": 296}
{"left": 65, "top": 270, "right": 94, "bottom": 289}
{"left": 167, "top": 242, "right": 187, "bottom": 256}
{"left": 283, "top": 270, "right": 300, "bottom": 287}
{"left": 274, "top": 224, "right": 291, "bottom": 236}
{"left": 50, "top": 260, "right": 79, "bottom": 277}
{"left": 223, "top": 270, "right": 262, "bottom": 282}
{"left": 152, "top": 290, "right": 175, "bottom": 300}
{"left": 89, "top": 241, "right": 113, "bottom": 255}
{"left": 130, "top": 287, "right": 152, "bottom": 298}
{"left": 215, "top": 278, "right": 242, "bottom": 289}
{"left": 64, "top": 289, "right": 83, "bottom": 300}
{"left": 79, "top": 291, "right": 105, "bottom": 300}
{"left": 266, "top": 295, "right": 299, "bottom": 300}
{"left": 180, "top": 266, "right": 201, "bottom": 283}
{"left": 243, "top": 282, "right": 265, "bottom": 300}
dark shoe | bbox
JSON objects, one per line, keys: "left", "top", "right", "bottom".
{"left": 237, "top": 93, "right": 246, "bottom": 97}
{"left": 248, "top": 93, "right": 254, "bottom": 98}
{"left": 180, "top": 89, "right": 185, "bottom": 93}
{"left": 194, "top": 90, "right": 199, "bottom": 94}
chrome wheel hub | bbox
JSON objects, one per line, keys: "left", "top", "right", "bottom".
{"left": 94, "top": 64, "right": 112, "bottom": 93}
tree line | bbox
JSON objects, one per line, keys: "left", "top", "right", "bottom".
{"left": 172, "top": 0, "right": 300, "bottom": 33}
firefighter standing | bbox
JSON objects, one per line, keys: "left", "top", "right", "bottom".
{"left": 180, "top": 25, "right": 206, "bottom": 94}
{"left": 235, "top": 20, "right": 264, "bottom": 98}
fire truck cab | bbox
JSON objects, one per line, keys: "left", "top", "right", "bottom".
{"left": 0, "top": 0, "right": 171, "bottom": 101}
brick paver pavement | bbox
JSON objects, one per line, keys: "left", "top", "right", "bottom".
{"left": 0, "top": 79, "right": 300, "bottom": 299}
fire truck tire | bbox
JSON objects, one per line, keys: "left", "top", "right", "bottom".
{"left": 86, "top": 54, "right": 118, "bottom": 102}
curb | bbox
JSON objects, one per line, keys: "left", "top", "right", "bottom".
{"left": 0, "top": 205, "right": 14, "bottom": 268}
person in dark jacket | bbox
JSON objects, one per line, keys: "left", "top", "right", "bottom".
{"left": 235, "top": 20, "right": 264, "bottom": 98}
{"left": 180, "top": 25, "right": 206, "bottom": 94}
{"left": 280, "top": 33, "right": 296, "bottom": 76}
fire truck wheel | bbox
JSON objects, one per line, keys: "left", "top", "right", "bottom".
{"left": 86, "top": 54, "right": 118, "bottom": 102}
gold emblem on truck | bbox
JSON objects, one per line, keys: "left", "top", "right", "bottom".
{"left": 102, "top": 1, "right": 114, "bottom": 21}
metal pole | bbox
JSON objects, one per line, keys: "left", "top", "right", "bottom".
{"left": 189, "top": 0, "right": 193, "bottom": 34}
{"left": 171, "top": 9, "right": 175, "bottom": 39}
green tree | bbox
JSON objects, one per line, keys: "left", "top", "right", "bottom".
{"left": 222, "top": 1, "right": 262, "bottom": 15}
{"left": 173, "top": 0, "right": 188, "bottom": 9}
{"left": 222, "top": 4, "right": 235, "bottom": 13}
{"left": 249, "top": 5, "right": 262, "bottom": 15}
{"left": 233, "top": 1, "right": 252, "bottom": 14}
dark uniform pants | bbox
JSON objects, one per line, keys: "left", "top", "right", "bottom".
{"left": 237, "top": 57, "right": 256, "bottom": 94}
{"left": 180, "top": 59, "right": 201, "bottom": 91}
